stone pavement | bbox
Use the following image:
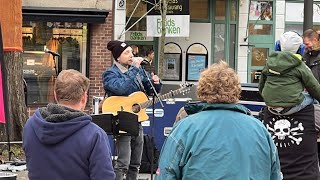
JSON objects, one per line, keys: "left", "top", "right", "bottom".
{"left": 14, "top": 171, "right": 28, "bottom": 180}
{"left": 11, "top": 171, "right": 155, "bottom": 180}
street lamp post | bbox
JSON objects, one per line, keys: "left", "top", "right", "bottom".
{"left": 304, "top": 0, "right": 314, "bottom": 32}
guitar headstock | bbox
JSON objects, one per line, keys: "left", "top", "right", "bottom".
{"left": 179, "top": 83, "right": 193, "bottom": 95}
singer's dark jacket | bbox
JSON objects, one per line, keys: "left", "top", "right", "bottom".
{"left": 102, "top": 61, "right": 162, "bottom": 97}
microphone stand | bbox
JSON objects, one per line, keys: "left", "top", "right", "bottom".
{"left": 51, "top": 54, "right": 59, "bottom": 76}
{"left": 141, "top": 66, "right": 163, "bottom": 180}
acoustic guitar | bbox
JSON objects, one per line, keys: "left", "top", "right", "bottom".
{"left": 102, "top": 83, "right": 193, "bottom": 122}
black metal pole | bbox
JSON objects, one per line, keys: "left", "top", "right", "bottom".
{"left": 304, "top": 0, "right": 314, "bottom": 32}
{"left": 0, "top": 23, "right": 11, "bottom": 161}
{"left": 150, "top": 94, "right": 155, "bottom": 180}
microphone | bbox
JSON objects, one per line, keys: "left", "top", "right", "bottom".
{"left": 44, "top": 48, "right": 60, "bottom": 57}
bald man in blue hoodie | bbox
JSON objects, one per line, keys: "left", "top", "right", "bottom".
{"left": 23, "top": 69, "right": 115, "bottom": 180}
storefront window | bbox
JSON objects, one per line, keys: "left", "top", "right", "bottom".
{"left": 251, "top": 48, "right": 268, "bottom": 66}
{"left": 214, "top": 24, "right": 225, "bottom": 62}
{"left": 126, "top": 18, "right": 147, "bottom": 31}
{"left": 126, "top": 0, "right": 147, "bottom": 18}
{"left": 229, "top": 24, "right": 236, "bottom": 69}
{"left": 249, "top": 1, "right": 273, "bottom": 21}
{"left": 285, "top": 2, "right": 320, "bottom": 36}
{"left": 22, "top": 21, "right": 88, "bottom": 105}
{"left": 285, "top": 24, "right": 320, "bottom": 35}
{"left": 230, "top": 0, "right": 238, "bottom": 21}
{"left": 215, "top": 0, "right": 226, "bottom": 20}
{"left": 249, "top": 24, "right": 272, "bottom": 35}
{"left": 190, "top": 0, "right": 209, "bottom": 20}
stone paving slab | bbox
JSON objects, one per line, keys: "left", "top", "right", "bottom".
{"left": 10, "top": 171, "right": 155, "bottom": 180}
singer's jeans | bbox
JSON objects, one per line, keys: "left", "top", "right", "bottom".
{"left": 114, "top": 124, "right": 144, "bottom": 180}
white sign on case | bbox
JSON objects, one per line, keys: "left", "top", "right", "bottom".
{"left": 146, "top": 15, "right": 190, "bottom": 37}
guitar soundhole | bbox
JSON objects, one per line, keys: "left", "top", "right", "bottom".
{"left": 132, "top": 103, "right": 141, "bottom": 113}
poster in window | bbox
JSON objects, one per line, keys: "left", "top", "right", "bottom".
{"left": 187, "top": 55, "right": 207, "bottom": 81}
{"left": 162, "top": 53, "right": 181, "bottom": 81}
{"left": 249, "top": 1, "right": 272, "bottom": 21}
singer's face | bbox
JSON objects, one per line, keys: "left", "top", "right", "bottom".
{"left": 118, "top": 47, "right": 134, "bottom": 65}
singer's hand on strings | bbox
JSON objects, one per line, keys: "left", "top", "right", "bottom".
{"left": 151, "top": 72, "right": 160, "bottom": 84}
{"left": 132, "top": 57, "right": 144, "bottom": 67}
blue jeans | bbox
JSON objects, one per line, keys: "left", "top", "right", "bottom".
{"left": 269, "top": 92, "right": 316, "bottom": 115}
{"left": 114, "top": 124, "right": 144, "bottom": 180}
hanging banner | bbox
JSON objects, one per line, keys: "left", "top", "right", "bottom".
{"left": 146, "top": 0, "right": 190, "bottom": 37}
{"left": 0, "top": 23, "right": 6, "bottom": 123}
{"left": 147, "top": 15, "right": 190, "bottom": 37}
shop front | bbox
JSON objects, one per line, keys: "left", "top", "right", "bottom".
{"left": 123, "top": 0, "right": 238, "bottom": 100}
{"left": 21, "top": 6, "right": 110, "bottom": 109}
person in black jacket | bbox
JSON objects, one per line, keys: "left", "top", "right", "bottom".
{"left": 142, "top": 49, "right": 155, "bottom": 74}
{"left": 303, "top": 29, "right": 320, "bottom": 81}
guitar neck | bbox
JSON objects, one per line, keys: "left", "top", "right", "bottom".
{"left": 141, "top": 88, "right": 186, "bottom": 109}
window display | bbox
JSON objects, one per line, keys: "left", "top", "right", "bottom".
{"left": 186, "top": 55, "right": 207, "bottom": 81}
{"left": 186, "top": 43, "right": 208, "bottom": 81}
{"left": 249, "top": 1, "right": 273, "bottom": 21}
{"left": 22, "top": 21, "right": 88, "bottom": 105}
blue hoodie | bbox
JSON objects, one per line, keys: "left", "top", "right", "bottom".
{"left": 23, "top": 104, "right": 115, "bottom": 180}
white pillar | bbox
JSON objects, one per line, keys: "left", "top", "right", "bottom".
{"left": 237, "top": 0, "right": 250, "bottom": 83}
{"left": 113, "top": 0, "right": 126, "bottom": 40}
{"left": 275, "top": 0, "right": 286, "bottom": 41}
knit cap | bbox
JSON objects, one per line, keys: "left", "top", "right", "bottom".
{"left": 107, "top": 40, "right": 129, "bottom": 60}
{"left": 279, "top": 31, "right": 303, "bottom": 54}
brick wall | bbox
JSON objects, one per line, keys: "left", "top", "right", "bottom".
{"left": 88, "top": 11, "right": 114, "bottom": 113}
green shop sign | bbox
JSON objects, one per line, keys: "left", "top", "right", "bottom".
{"left": 125, "top": 31, "right": 153, "bottom": 41}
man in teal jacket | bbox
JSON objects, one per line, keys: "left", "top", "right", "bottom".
{"left": 156, "top": 61, "right": 281, "bottom": 180}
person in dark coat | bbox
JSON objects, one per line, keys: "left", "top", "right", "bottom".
{"left": 303, "top": 29, "right": 320, "bottom": 81}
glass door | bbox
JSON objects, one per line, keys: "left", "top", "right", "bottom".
{"left": 248, "top": 43, "right": 273, "bottom": 83}
{"left": 247, "top": 0, "right": 275, "bottom": 83}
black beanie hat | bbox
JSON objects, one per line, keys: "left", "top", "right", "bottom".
{"left": 107, "top": 40, "right": 129, "bottom": 60}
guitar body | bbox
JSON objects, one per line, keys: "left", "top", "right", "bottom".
{"left": 102, "top": 91, "right": 149, "bottom": 122}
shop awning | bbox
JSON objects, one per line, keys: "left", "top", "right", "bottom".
{"left": 22, "top": 7, "right": 109, "bottom": 23}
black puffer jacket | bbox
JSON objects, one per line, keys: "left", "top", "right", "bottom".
{"left": 303, "top": 50, "right": 320, "bottom": 82}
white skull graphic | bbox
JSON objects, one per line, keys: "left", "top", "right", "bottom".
{"left": 274, "top": 119, "right": 291, "bottom": 140}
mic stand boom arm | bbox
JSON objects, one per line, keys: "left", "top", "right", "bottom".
{"left": 141, "top": 67, "right": 163, "bottom": 108}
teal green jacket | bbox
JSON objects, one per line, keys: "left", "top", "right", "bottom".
{"left": 259, "top": 51, "right": 320, "bottom": 107}
{"left": 155, "top": 103, "right": 281, "bottom": 180}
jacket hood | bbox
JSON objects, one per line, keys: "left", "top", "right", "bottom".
{"left": 266, "top": 51, "right": 302, "bottom": 75}
{"left": 29, "top": 104, "right": 91, "bottom": 145}
{"left": 184, "top": 102, "right": 251, "bottom": 116}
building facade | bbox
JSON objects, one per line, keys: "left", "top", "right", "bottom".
{"left": 111, "top": 0, "right": 320, "bottom": 99}
{"left": 21, "top": 0, "right": 320, "bottom": 110}
{"left": 21, "top": 0, "right": 113, "bottom": 113}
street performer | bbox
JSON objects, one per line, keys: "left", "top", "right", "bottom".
{"left": 102, "top": 40, "right": 162, "bottom": 180}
